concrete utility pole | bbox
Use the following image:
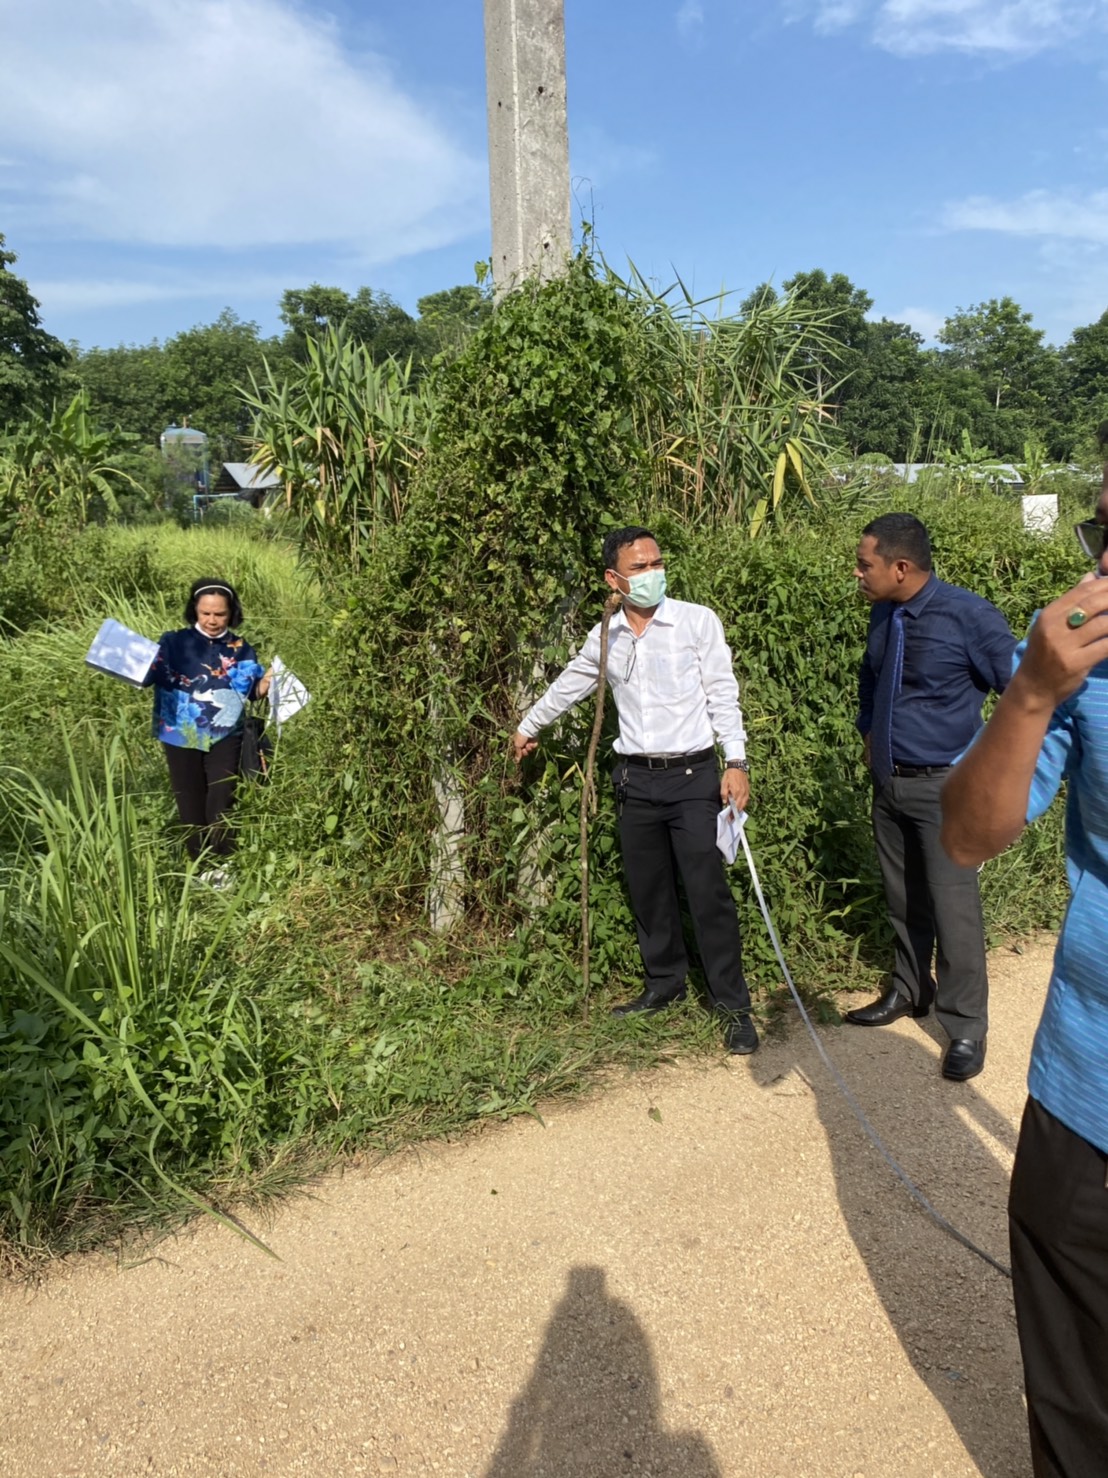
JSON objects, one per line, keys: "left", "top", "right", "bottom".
{"left": 429, "top": 3, "right": 572, "bottom": 932}
{"left": 483, "top": 0, "right": 572, "bottom": 298}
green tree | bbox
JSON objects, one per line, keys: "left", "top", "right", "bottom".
{"left": 772, "top": 270, "right": 930, "bottom": 458}
{"left": 1061, "top": 306, "right": 1108, "bottom": 455}
{"left": 77, "top": 313, "right": 286, "bottom": 459}
{"left": 74, "top": 341, "right": 168, "bottom": 445}
{"left": 783, "top": 270, "right": 872, "bottom": 351}
{"left": 344, "top": 287, "right": 421, "bottom": 362}
{"left": 739, "top": 281, "right": 779, "bottom": 317}
{"left": 914, "top": 358, "right": 996, "bottom": 458}
{"left": 280, "top": 281, "right": 492, "bottom": 370}
{"left": 280, "top": 284, "right": 420, "bottom": 365}
{"left": 837, "top": 319, "right": 926, "bottom": 459}
{"left": 781, "top": 269, "right": 871, "bottom": 404}
{"left": 0, "top": 233, "right": 70, "bottom": 429}
{"left": 937, "top": 297, "right": 1061, "bottom": 455}
{"left": 414, "top": 284, "right": 492, "bottom": 357}
{"left": 161, "top": 310, "right": 286, "bottom": 460}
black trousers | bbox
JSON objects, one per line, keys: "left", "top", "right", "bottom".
{"left": 871, "top": 772, "right": 988, "bottom": 1039}
{"left": 1009, "top": 1096, "right": 1108, "bottom": 1478}
{"left": 613, "top": 756, "right": 750, "bottom": 1015}
{"left": 163, "top": 735, "right": 243, "bottom": 860}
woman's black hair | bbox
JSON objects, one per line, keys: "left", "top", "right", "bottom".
{"left": 185, "top": 578, "right": 243, "bottom": 628}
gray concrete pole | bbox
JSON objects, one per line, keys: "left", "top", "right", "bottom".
{"left": 483, "top": 0, "right": 572, "bottom": 298}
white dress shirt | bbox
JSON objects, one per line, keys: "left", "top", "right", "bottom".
{"left": 518, "top": 597, "right": 747, "bottom": 759}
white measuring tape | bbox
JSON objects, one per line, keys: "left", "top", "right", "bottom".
{"left": 739, "top": 826, "right": 1012, "bottom": 1280}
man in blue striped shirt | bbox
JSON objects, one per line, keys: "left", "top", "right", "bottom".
{"left": 942, "top": 471, "right": 1108, "bottom": 1478}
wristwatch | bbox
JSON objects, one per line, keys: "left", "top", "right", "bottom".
{"left": 724, "top": 759, "right": 750, "bottom": 773}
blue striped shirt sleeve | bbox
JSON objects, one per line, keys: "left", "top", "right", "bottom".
{"left": 1012, "top": 634, "right": 1079, "bottom": 823}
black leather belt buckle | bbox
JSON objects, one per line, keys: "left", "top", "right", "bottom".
{"left": 893, "top": 763, "right": 951, "bottom": 778}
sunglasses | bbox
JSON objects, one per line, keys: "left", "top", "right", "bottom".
{"left": 1074, "top": 521, "right": 1108, "bottom": 561}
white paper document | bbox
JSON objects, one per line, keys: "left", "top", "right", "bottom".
{"left": 269, "top": 654, "right": 310, "bottom": 733}
{"left": 85, "top": 619, "right": 159, "bottom": 687}
{"left": 715, "top": 804, "right": 748, "bottom": 865}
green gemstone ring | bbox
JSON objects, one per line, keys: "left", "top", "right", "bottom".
{"left": 1067, "top": 607, "right": 1089, "bottom": 629}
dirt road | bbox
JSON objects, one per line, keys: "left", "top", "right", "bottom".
{"left": 0, "top": 939, "right": 1054, "bottom": 1477}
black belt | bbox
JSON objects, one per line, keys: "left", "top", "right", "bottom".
{"left": 892, "top": 763, "right": 952, "bottom": 778}
{"left": 624, "top": 747, "right": 714, "bottom": 770}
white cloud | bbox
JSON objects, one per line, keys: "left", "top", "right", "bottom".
{"left": 0, "top": 0, "right": 485, "bottom": 258}
{"left": 938, "top": 189, "right": 1108, "bottom": 341}
{"left": 786, "top": 0, "right": 1106, "bottom": 57}
{"left": 803, "top": 0, "right": 869, "bottom": 32}
{"left": 942, "top": 188, "right": 1108, "bottom": 243}
{"left": 895, "top": 304, "right": 946, "bottom": 340}
{"left": 27, "top": 271, "right": 294, "bottom": 314}
{"left": 572, "top": 127, "right": 658, "bottom": 193}
{"left": 29, "top": 280, "right": 205, "bottom": 313}
{"left": 676, "top": 1, "right": 706, "bottom": 39}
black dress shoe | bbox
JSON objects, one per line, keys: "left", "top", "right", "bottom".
{"left": 942, "top": 1037, "right": 986, "bottom": 1081}
{"left": 719, "top": 1013, "right": 759, "bottom": 1055}
{"left": 610, "top": 988, "right": 687, "bottom": 1017}
{"left": 844, "top": 983, "right": 934, "bottom": 1026}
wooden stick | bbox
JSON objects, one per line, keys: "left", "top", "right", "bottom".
{"left": 580, "top": 593, "right": 623, "bottom": 1017}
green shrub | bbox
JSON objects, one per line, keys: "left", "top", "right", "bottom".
{"left": 325, "top": 489, "right": 1078, "bottom": 998}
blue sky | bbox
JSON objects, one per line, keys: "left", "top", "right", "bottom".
{"left": 2, "top": 0, "right": 1107, "bottom": 350}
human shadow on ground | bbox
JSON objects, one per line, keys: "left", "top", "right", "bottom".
{"left": 753, "top": 1024, "right": 1028, "bottom": 1478}
{"left": 483, "top": 1265, "right": 721, "bottom": 1478}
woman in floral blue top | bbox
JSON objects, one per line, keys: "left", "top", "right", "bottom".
{"left": 147, "top": 578, "right": 270, "bottom": 874}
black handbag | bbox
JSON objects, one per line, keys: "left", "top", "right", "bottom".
{"left": 240, "top": 713, "right": 273, "bottom": 780}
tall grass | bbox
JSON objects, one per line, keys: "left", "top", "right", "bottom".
{"left": 615, "top": 269, "right": 842, "bottom": 531}
{"left": 0, "top": 738, "right": 683, "bottom": 1265}
{"left": 0, "top": 744, "right": 279, "bottom": 1254}
{"left": 244, "top": 328, "right": 431, "bottom": 573}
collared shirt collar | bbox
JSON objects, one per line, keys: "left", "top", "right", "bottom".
{"left": 613, "top": 594, "right": 674, "bottom": 632}
{"left": 899, "top": 573, "right": 939, "bottom": 620}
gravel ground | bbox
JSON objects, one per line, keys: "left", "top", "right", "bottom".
{"left": 0, "top": 938, "right": 1056, "bottom": 1478}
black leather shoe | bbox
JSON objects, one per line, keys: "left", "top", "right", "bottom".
{"left": 942, "top": 1037, "right": 986, "bottom": 1081}
{"left": 719, "top": 1013, "right": 759, "bottom": 1055}
{"left": 844, "top": 983, "right": 934, "bottom": 1026}
{"left": 610, "top": 988, "right": 687, "bottom": 1017}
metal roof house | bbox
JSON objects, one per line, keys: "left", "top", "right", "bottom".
{"left": 213, "top": 462, "right": 283, "bottom": 508}
{"left": 889, "top": 462, "right": 1026, "bottom": 490}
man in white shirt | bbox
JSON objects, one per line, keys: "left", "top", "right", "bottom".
{"left": 511, "top": 527, "right": 757, "bottom": 1054}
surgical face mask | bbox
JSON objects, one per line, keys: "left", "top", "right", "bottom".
{"left": 620, "top": 569, "right": 667, "bottom": 609}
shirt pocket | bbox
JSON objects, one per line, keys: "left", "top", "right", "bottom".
{"left": 640, "top": 641, "right": 701, "bottom": 705}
